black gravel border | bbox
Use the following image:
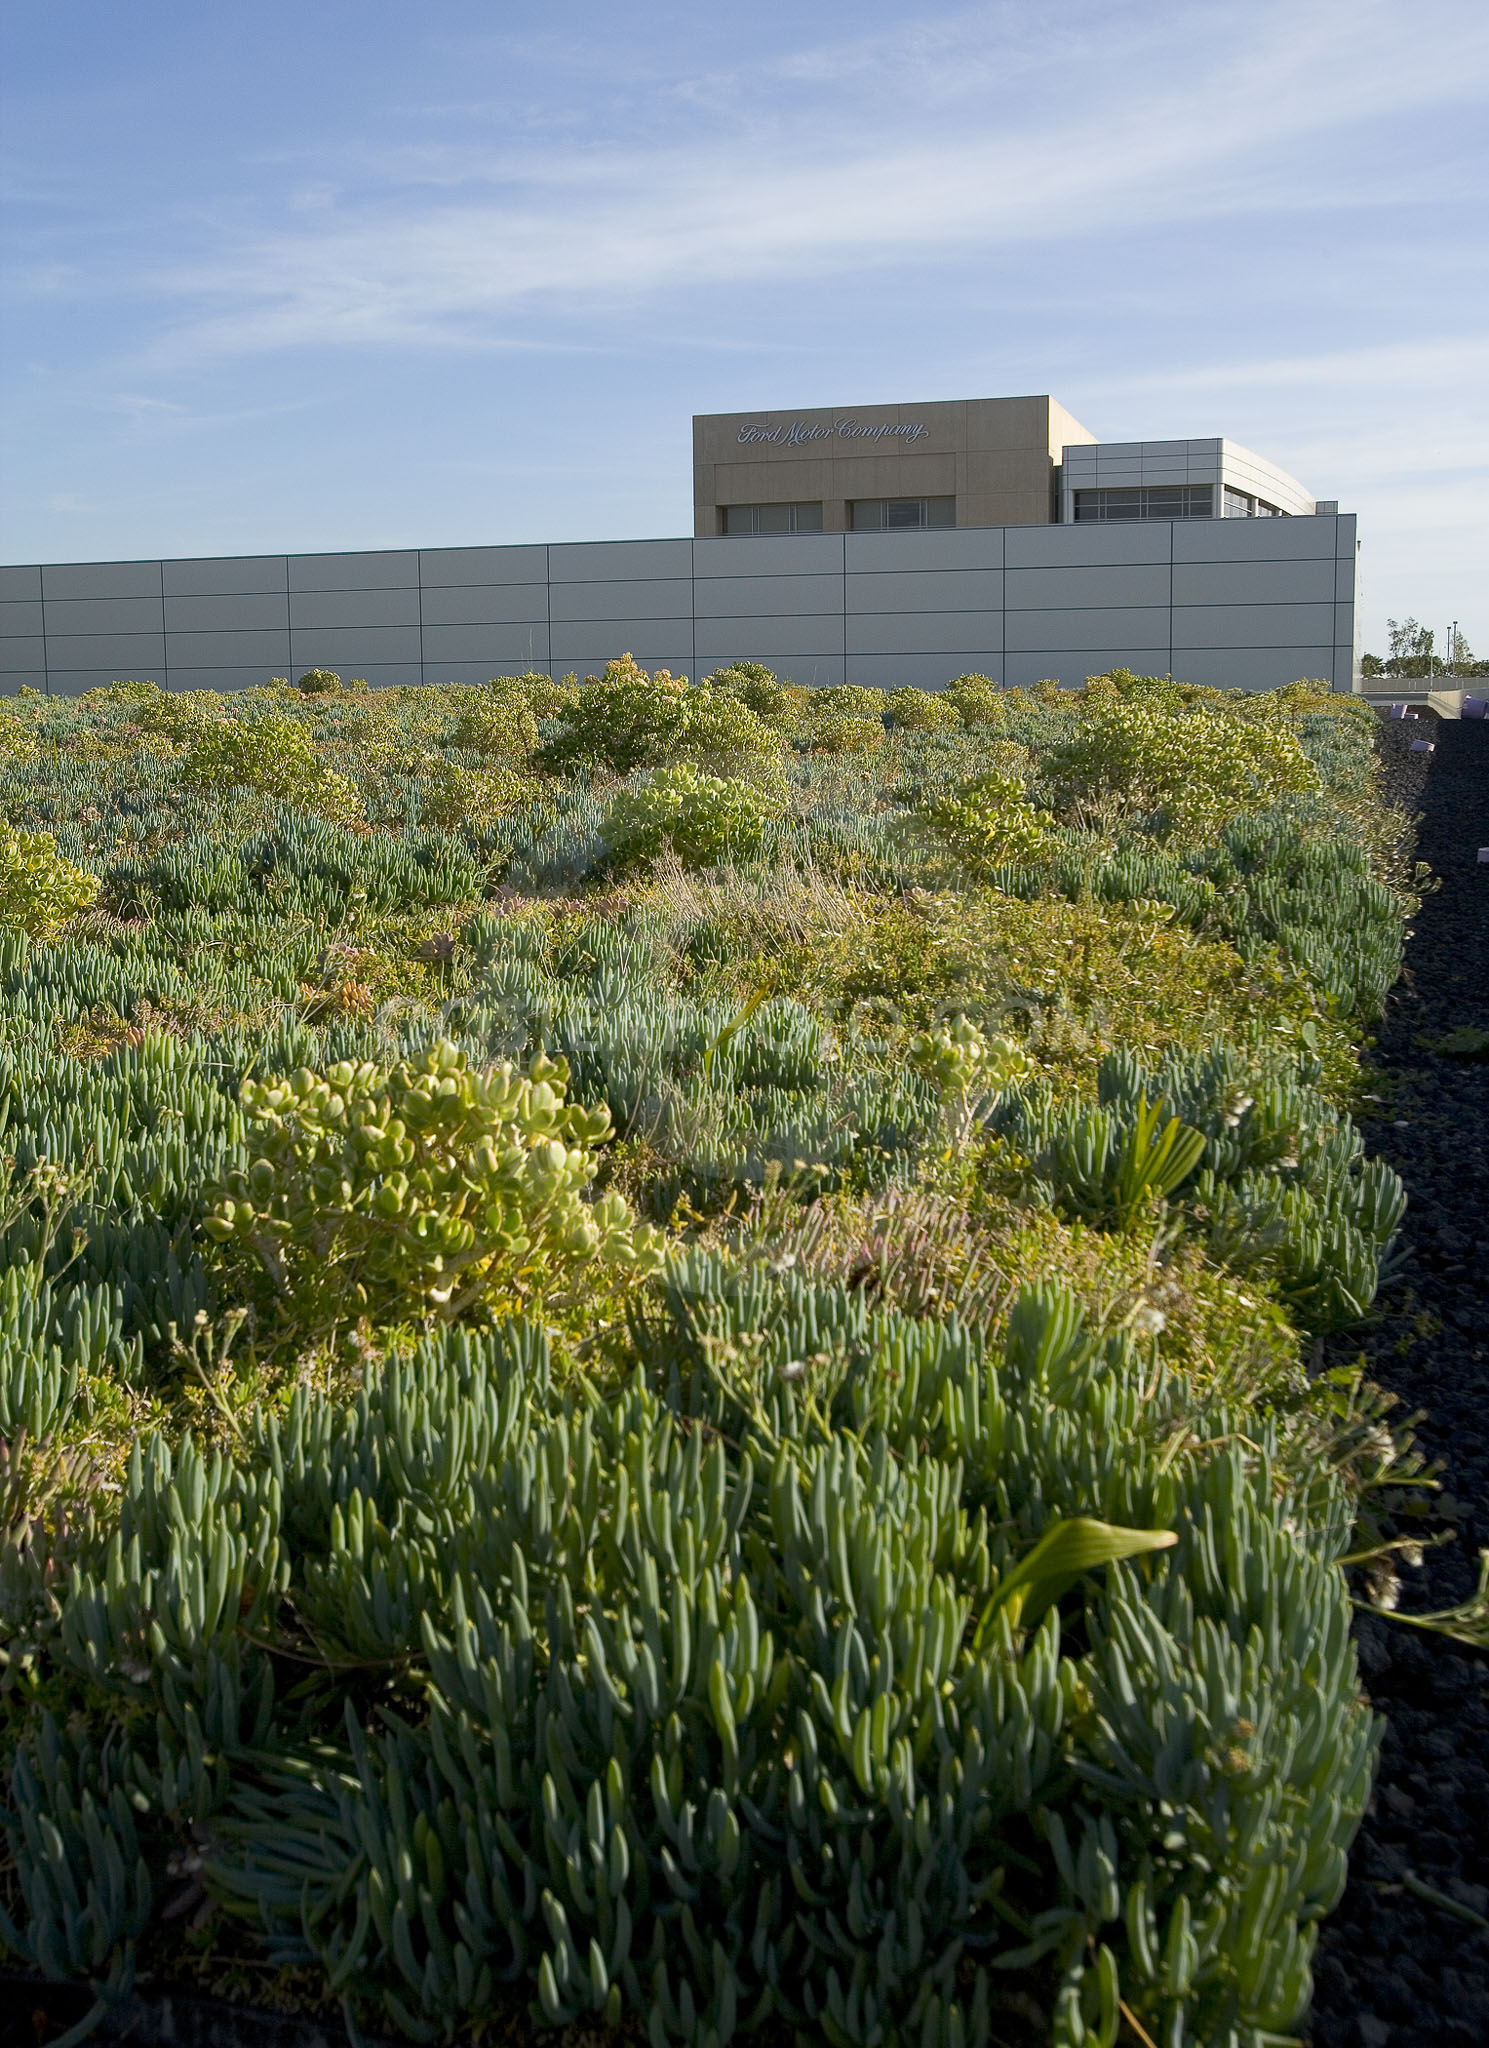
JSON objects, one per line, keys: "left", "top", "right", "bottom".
{"left": 1309, "top": 715, "right": 1489, "bottom": 2047}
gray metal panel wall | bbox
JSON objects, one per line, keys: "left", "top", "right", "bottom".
{"left": 4, "top": 519, "right": 1358, "bottom": 696}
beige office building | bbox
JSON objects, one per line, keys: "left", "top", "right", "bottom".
{"left": 694, "top": 395, "right": 1097, "bottom": 537}
{"left": 694, "top": 394, "right": 1322, "bottom": 539}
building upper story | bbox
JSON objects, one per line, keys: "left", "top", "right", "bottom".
{"left": 693, "top": 395, "right": 1328, "bottom": 538}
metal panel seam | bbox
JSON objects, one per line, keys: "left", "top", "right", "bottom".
{"left": 417, "top": 552, "right": 426, "bottom": 687}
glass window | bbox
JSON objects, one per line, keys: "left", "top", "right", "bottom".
{"left": 850, "top": 496, "right": 956, "bottom": 531}
{"left": 721, "top": 502, "right": 823, "bottom": 535}
{"left": 1145, "top": 488, "right": 1190, "bottom": 519}
{"left": 1222, "top": 489, "right": 1288, "bottom": 519}
{"left": 1074, "top": 486, "right": 1214, "bottom": 522}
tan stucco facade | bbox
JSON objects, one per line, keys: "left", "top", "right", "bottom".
{"left": 693, "top": 395, "right": 1097, "bottom": 535}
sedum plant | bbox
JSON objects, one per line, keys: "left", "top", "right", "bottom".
{"left": 909, "top": 1016, "right": 1035, "bottom": 1101}
{"left": 602, "top": 764, "right": 782, "bottom": 872}
{"left": 179, "top": 713, "right": 361, "bottom": 821}
{"left": 423, "top": 757, "right": 541, "bottom": 829}
{"left": 0, "top": 1280, "right": 1377, "bottom": 2048}
{"left": 448, "top": 685, "right": 540, "bottom": 761}
{"left": 0, "top": 825, "right": 99, "bottom": 937}
{"left": 945, "top": 673, "right": 1005, "bottom": 726}
{"left": 704, "top": 659, "right": 794, "bottom": 720}
{"left": 203, "top": 1039, "right": 664, "bottom": 1347}
{"left": 808, "top": 712, "right": 886, "bottom": 756}
{"left": 533, "top": 656, "right": 785, "bottom": 791}
{"left": 1048, "top": 691, "right": 1319, "bottom": 842}
{"left": 914, "top": 766, "right": 1051, "bottom": 870}
{"left": 887, "top": 684, "right": 960, "bottom": 732}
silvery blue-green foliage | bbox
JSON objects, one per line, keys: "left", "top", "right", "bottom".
{"left": 3, "top": 1294, "right": 1374, "bottom": 2046}
{"left": 1077, "top": 1447, "right": 1372, "bottom": 2042}
{"left": 106, "top": 812, "right": 485, "bottom": 920}
{"left": 450, "top": 913, "right": 940, "bottom": 1206}
{"left": 0, "top": 1715, "right": 153, "bottom": 2047}
{"left": 499, "top": 789, "right": 609, "bottom": 895}
{"left": 1097, "top": 1046, "right": 1406, "bottom": 1328}
{"left": 986, "top": 805, "right": 1405, "bottom": 1025}
{"left": 0, "top": 1250, "right": 142, "bottom": 1442}
{"left": 993, "top": 1044, "right": 1405, "bottom": 1331}
{"left": 0, "top": 1027, "right": 244, "bottom": 1346}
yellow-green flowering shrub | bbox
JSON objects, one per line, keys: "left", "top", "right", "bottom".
{"left": 295, "top": 668, "right": 342, "bottom": 695}
{"left": 945, "top": 674, "right": 1005, "bottom": 726}
{"left": 810, "top": 683, "right": 885, "bottom": 722}
{"left": 534, "top": 656, "right": 785, "bottom": 790}
{"left": 781, "top": 889, "right": 1347, "bottom": 1076}
{"left": 887, "top": 685, "right": 960, "bottom": 732}
{"left": 0, "top": 706, "right": 37, "bottom": 766}
{"left": 203, "top": 1040, "right": 664, "bottom": 1346}
{"left": 0, "top": 825, "right": 99, "bottom": 937}
{"left": 533, "top": 655, "right": 690, "bottom": 778}
{"left": 914, "top": 768, "right": 1051, "bottom": 868}
{"left": 179, "top": 714, "right": 361, "bottom": 820}
{"left": 704, "top": 660, "right": 794, "bottom": 720}
{"left": 1078, "top": 668, "right": 1203, "bottom": 713}
{"left": 81, "top": 678, "right": 163, "bottom": 707}
{"left": 808, "top": 713, "right": 885, "bottom": 756}
{"left": 1050, "top": 696, "right": 1319, "bottom": 840}
{"left": 510, "top": 671, "right": 580, "bottom": 717}
{"left": 602, "top": 763, "right": 781, "bottom": 871}
{"left": 84, "top": 680, "right": 223, "bottom": 743}
{"left": 449, "top": 686, "right": 540, "bottom": 760}
{"left": 674, "top": 688, "right": 786, "bottom": 790}
{"left": 1234, "top": 678, "right": 1341, "bottom": 721}
{"left": 423, "top": 758, "right": 541, "bottom": 828}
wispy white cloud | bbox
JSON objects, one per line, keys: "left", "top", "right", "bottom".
{"left": 1086, "top": 337, "right": 1489, "bottom": 480}
{"left": 139, "top": 0, "right": 1489, "bottom": 363}
{"left": 1078, "top": 333, "right": 1489, "bottom": 643}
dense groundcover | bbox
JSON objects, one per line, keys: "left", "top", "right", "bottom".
{"left": 0, "top": 665, "right": 1454, "bottom": 2046}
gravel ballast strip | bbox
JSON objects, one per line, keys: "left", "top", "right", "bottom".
{"left": 1309, "top": 715, "right": 1489, "bottom": 2048}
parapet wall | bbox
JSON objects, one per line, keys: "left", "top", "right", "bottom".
{"left": 0, "top": 514, "right": 1359, "bottom": 696}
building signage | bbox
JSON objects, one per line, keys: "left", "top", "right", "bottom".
{"left": 736, "top": 418, "right": 930, "bottom": 447}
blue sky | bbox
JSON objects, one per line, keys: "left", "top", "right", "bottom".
{"left": 2, "top": 0, "right": 1485, "bottom": 658}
